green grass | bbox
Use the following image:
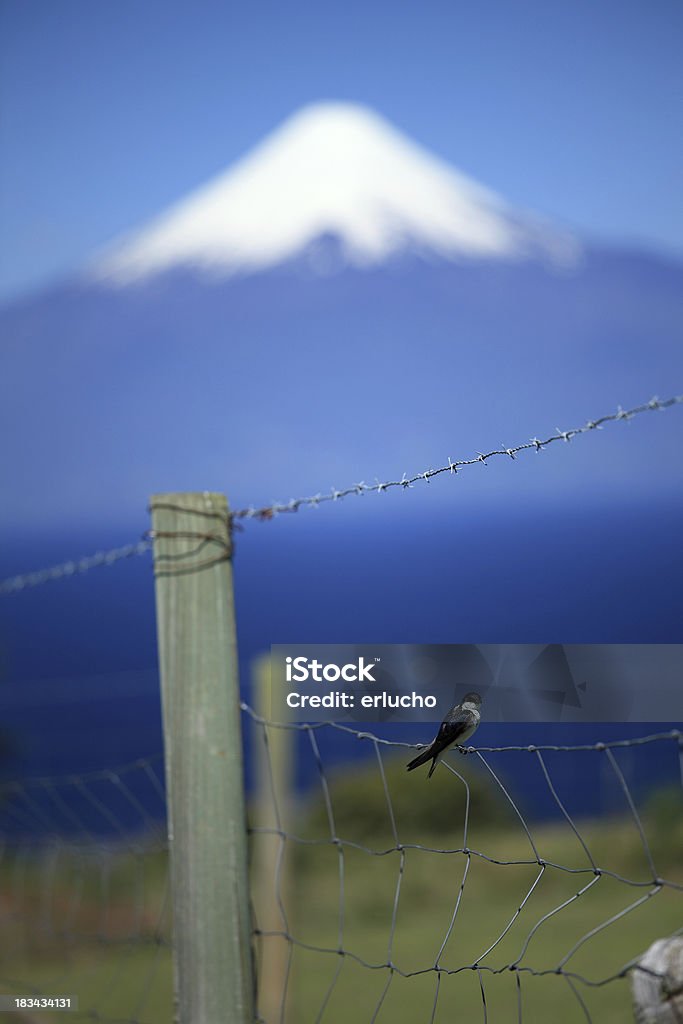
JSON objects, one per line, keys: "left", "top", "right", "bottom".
{"left": 1, "top": 756, "right": 681, "bottom": 1023}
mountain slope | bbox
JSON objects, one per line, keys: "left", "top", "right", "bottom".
{"left": 1, "top": 104, "right": 682, "bottom": 533}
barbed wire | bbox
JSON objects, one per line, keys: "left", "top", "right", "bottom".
{"left": 233, "top": 393, "right": 683, "bottom": 521}
{"left": 1, "top": 392, "right": 681, "bottom": 595}
{"left": 0, "top": 539, "right": 152, "bottom": 595}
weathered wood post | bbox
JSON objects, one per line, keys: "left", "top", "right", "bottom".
{"left": 150, "top": 492, "right": 254, "bottom": 1024}
{"left": 252, "top": 652, "right": 293, "bottom": 1022}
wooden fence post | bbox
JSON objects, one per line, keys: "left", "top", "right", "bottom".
{"left": 150, "top": 492, "right": 254, "bottom": 1024}
{"left": 252, "top": 653, "right": 293, "bottom": 1022}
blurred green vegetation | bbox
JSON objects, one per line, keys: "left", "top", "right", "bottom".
{"left": 0, "top": 842, "right": 172, "bottom": 1023}
{"left": 301, "top": 748, "right": 506, "bottom": 845}
{"left": 0, "top": 757, "right": 680, "bottom": 1023}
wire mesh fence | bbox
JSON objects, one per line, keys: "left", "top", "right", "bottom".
{"left": 247, "top": 708, "right": 683, "bottom": 1023}
{"left": 1, "top": 701, "right": 682, "bottom": 1021}
{"left": 0, "top": 758, "right": 172, "bottom": 1023}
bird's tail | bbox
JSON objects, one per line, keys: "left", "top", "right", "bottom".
{"left": 406, "top": 747, "right": 434, "bottom": 772}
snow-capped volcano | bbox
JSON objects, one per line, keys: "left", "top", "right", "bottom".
{"left": 93, "top": 102, "right": 578, "bottom": 282}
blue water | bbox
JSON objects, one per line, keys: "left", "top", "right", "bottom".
{"left": 1, "top": 496, "right": 682, "bottom": 834}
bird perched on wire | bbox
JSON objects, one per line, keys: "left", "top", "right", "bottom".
{"left": 406, "top": 692, "right": 482, "bottom": 778}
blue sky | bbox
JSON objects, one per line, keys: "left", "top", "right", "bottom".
{"left": 1, "top": 0, "right": 682, "bottom": 302}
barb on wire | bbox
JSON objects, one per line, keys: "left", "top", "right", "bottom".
{"left": 1, "top": 392, "right": 681, "bottom": 595}
{"left": 0, "top": 539, "right": 152, "bottom": 595}
{"left": 233, "top": 393, "right": 682, "bottom": 521}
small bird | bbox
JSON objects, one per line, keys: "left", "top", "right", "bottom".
{"left": 406, "top": 692, "right": 482, "bottom": 778}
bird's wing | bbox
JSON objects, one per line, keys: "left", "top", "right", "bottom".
{"left": 406, "top": 719, "right": 463, "bottom": 771}
{"left": 428, "top": 711, "right": 474, "bottom": 756}
{"left": 406, "top": 708, "right": 477, "bottom": 772}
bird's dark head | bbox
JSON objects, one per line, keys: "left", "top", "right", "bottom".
{"left": 462, "top": 691, "right": 482, "bottom": 706}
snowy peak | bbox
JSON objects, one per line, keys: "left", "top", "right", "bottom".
{"left": 93, "top": 102, "right": 579, "bottom": 282}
